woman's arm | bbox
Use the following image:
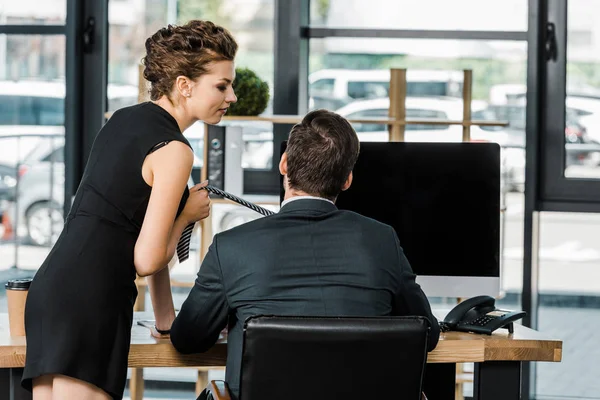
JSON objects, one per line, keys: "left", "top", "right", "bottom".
{"left": 134, "top": 141, "right": 194, "bottom": 277}
{"left": 146, "top": 265, "right": 176, "bottom": 332}
{"left": 147, "top": 185, "right": 209, "bottom": 331}
{"left": 135, "top": 140, "right": 211, "bottom": 331}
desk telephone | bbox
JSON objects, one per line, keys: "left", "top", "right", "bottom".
{"left": 441, "top": 296, "right": 526, "bottom": 335}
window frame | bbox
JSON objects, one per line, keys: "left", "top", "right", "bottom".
{"left": 64, "top": 0, "right": 108, "bottom": 214}
{"left": 539, "top": 0, "right": 600, "bottom": 211}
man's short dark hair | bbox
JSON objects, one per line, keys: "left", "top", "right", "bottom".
{"left": 286, "top": 109, "right": 360, "bottom": 200}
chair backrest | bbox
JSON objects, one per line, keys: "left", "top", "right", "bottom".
{"left": 239, "top": 315, "right": 430, "bottom": 400}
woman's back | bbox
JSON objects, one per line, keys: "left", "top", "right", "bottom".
{"left": 70, "top": 101, "right": 190, "bottom": 232}
{"left": 22, "top": 101, "right": 191, "bottom": 399}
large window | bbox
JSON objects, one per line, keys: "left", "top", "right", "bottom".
{"left": 533, "top": 1, "right": 600, "bottom": 399}
{"left": 108, "top": 0, "right": 275, "bottom": 190}
{"left": 109, "top": 0, "right": 274, "bottom": 92}
{"left": 0, "top": 3, "right": 66, "bottom": 311}
{"left": 5, "top": 2, "right": 597, "bottom": 399}
{"left": 309, "top": 0, "right": 527, "bottom": 31}
{"left": 535, "top": 212, "right": 600, "bottom": 399}
{"left": 302, "top": 3, "right": 534, "bottom": 398}
{"left": 562, "top": 0, "right": 600, "bottom": 180}
{"left": 541, "top": 0, "right": 600, "bottom": 206}
{"left": 0, "top": 1, "right": 66, "bottom": 25}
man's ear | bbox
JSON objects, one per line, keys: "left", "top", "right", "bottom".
{"left": 279, "top": 152, "right": 288, "bottom": 175}
{"left": 341, "top": 171, "right": 353, "bottom": 191}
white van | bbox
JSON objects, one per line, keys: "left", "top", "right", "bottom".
{"left": 0, "top": 80, "right": 138, "bottom": 164}
{"left": 309, "top": 69, "right": 464, "bottom": 110}
{"left": 334, "top": 96, "right": 494, "bottom": 142}
{"left": 0, "top": 80, "right": 138, "bottom": 125}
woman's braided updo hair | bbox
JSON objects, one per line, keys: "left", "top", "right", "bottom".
{"left": 142, "top": 20, "right": 238, "bottom": 101}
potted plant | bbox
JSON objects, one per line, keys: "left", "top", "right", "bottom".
{"left": 228, "top": 67, "right": 270, "bottom": 116}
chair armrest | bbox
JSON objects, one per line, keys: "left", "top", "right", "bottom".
{"left": 208, "top": 380, "right": 232, "bottom": 400}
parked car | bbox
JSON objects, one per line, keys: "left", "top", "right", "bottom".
{"left": 488, "top": 84, "right": 600, "bottom": 164}
{"left": 474, "top": 103, "right": 595, "bottom": 160}
{"left": 568, "top": 97, "right": 600, "bottom": 148}
{"left": 472, "top": 103, "right": 600, "bottom": 191}
{"left": 334, "top": 96, "right": 527, "bottom": 191}
{"left": 0, "top": 162, "right": 16, "bottom": 202}
{"left": 0, "top": 126, "right": 64, "bottom": 168}
{"left": 5, "top": 135, "right": 207, "bottom": 246}
{"left": 0, "top": 80, "right": 138, "bottom": 125}
{"left": 334, "top": 96, "right": 502, "bottom": 142}
{"left": 5, "top": 137, "right": 65, "bottom": 245}
{"left": 0, "top": 80, "right": 138, "bottom": 163}
{"left": 309, "top": 69, "right": 464, "bottom": 110}
{"left": 476, "top": 103, "right": 590, "bottom": 141}
{"left": 0, "top": 162, "right": 17, "bottom": 229}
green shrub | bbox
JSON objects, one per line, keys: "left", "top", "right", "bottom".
{"left": 228, "top": 68, "right": 270, "bottom": 116}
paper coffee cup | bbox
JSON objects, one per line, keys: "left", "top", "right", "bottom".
{"left": 5, "top": 278, "right": 32, "bottom": 336}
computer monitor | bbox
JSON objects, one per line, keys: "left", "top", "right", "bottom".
{"left": 280, "top": 142, "right": 501, "bottom": 298}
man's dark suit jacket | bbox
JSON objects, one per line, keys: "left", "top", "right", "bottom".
{"left": 171, "top": 199, "right": 440, "bottom": 399}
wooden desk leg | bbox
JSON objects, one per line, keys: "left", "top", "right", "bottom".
{"left": 196, "top": 369, "right": 210, "bottom": 397}
{"left": 129, "top": 368, "right": 144, "bottom": 400}
{"left": 130, "top": 281, "right": 146, "bottom": 400}
{"left": 134, "top": 279, "right": 146, "bottom": 311}
{"left": 422, "top": 363, "right": 456, "bottom": 400}
{"left": 8, "top": 368, "right": 31, "bottom": 400}
{"left": 473, "top": 361, "right": 521, "bottom": 400}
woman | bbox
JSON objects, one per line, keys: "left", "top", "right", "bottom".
{"left": 22, "top": 20, "right": 238, "bottom": 400}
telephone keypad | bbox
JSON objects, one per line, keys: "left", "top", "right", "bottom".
{"left": 467, "top": 315, "right": 496, "bottom": 327}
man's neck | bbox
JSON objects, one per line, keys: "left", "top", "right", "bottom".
{"left": 282, "top": 190, "right": 336, "bottom": 206}
{"left": 283, "top": 189, "right": 312, "bottom": 202}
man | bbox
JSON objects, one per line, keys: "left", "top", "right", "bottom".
{"left": 170, "top": 109, "right": 440, "bottom": 399}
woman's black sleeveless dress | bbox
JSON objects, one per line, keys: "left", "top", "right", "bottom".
{"left": 22, "top": 102, "right": 191, "bottom": 399}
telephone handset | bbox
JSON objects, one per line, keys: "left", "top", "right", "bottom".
{"left": 441, "top": 295, "right": 526, "bottom": 335}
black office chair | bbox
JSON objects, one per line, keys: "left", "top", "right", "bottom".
{"left": 206, "top": 315, "right": 431, "bottom": 400}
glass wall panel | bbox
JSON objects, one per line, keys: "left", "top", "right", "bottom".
{"left": 0, "top": 34, "right": 65, "bottom": 278}
{"left": 563, "top": 0, "right": 600, "bottom": 180}
{"left": 536, "top": 212, "right": 600, "bottom": 398}
{"left": 108, "top": 0, "right": 275, "bottom": 176}
{"left": 0, "top": 1, "right": 66, "bottom": 25}
{"left": 310, "top": 0, "right": 527, "bottom": 31}
{"left": 309, "top": 37, "right": 527, "bottom": 398}
{"left": 309, "top": 37, "right": 527, "bottom": 192}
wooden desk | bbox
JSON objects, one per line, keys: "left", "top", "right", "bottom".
{"left": 0, "top": 313, "right": 561, "bottom": 400}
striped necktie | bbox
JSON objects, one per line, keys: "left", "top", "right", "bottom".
{"left": 176, "top": 222, "right": 195, "bottom": 263}
{"left": 174, "top": 186, "right": 274, "bottom": 264}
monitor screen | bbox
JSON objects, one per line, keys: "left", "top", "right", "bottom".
{"left": 280, "top": 142, "right": 500, "bottom": 280}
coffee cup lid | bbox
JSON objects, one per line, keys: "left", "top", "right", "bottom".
{"left": 5, "top": 278, "right": 32, "bottom": 290}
